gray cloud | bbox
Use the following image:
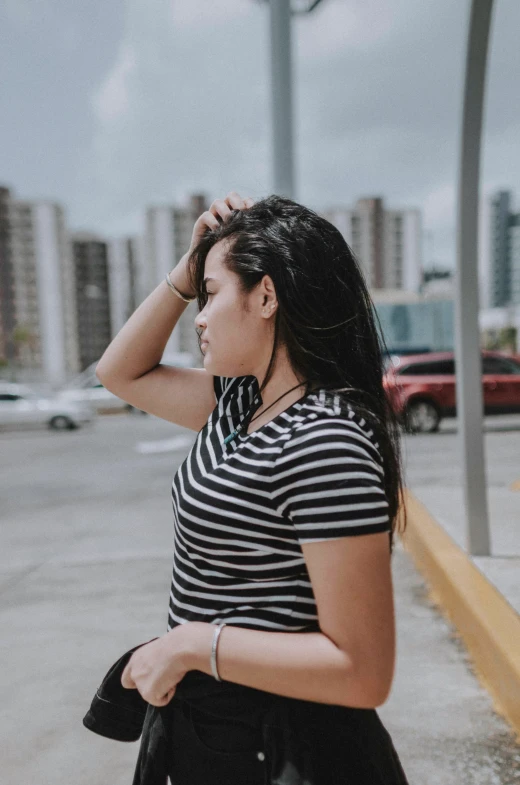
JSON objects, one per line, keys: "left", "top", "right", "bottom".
{"left": 1, "top": 0, "right": 519, "bottom": 270}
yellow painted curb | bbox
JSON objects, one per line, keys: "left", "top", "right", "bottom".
{"left": 398, "top": 490, "right": 520, "bottom": 740}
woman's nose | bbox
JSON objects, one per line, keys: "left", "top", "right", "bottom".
{"left": 195, "top": 311, "right": 207, "bottom": 330}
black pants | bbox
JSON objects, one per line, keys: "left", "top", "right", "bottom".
{"left": 165, "top": 675, "right": 409, "bottom": 785}
{"left": 167, "top": 696, "right": 266, "bottom": 785}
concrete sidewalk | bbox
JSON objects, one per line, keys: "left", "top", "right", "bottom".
{"left": 402, "top": 414, "right": 520, "bottom": 740}
{"left": 1, "top": 414, "right": 519, "bottom": 783}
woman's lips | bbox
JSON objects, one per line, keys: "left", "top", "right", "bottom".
{"left": 201, "top": 341, "right": 209, "bottom": 350}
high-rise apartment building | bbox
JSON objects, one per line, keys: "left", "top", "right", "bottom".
{"left": 511, "top": 214, "right": 520, "bottom": 306}
{"left": 322, "top": 197, "right": 422, "bottom": 293}
{"left": 490, "top": 190, "right": 520, "bottom": 307}
{"left": 1, "top": 188, "right": 80, "bottom": 386}
{"left": 107, "top": 236, "right": 143, "bottom": 339}
{"left": 72, "top": 234, "right": 112, "bottom": 371}
{"left": 0, "top": 187, "right": 16, "bottom": 367}
{"left": 145, "top": 193, "right": 207, "bottom": 363}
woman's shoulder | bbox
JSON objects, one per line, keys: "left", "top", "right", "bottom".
{"left": 272, "top": 392, "right": 391, "bottom": 538}
{"left": 287, "top": 391, "right": 383, "bottom": 466}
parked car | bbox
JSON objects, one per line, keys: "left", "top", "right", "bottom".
{"left": 383, "top": 350, "right": 520, "bottom": 433}
{"left": 56, "top": 379, "right": 131, "bottom": 413}
{"left": 0, "top": 383, "right": 94, "bottom": 431}
{"left": 57, "top": 354, "right": 197, "bottom": 415}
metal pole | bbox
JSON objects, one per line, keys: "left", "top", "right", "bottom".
{"left": 269, "top": 0, "right": 295, "bottom": 198}
{"left": 455, "top": 0, "right": 494, "bottom": 555}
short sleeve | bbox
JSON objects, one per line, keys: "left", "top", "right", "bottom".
{"left": 271, "top": 415, "right": 391, "bottom": 543}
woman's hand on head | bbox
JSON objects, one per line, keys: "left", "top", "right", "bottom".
{"left": 187, "top": 191, "right": 255, "bottom": 256}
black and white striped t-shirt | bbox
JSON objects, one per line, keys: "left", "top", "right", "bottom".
{"left": 166, "top": 374, "right": 391, "bottom": 633}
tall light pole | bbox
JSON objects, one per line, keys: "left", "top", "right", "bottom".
{"left": 256, "top": 0, "right": 326, "bottom": 198}
{"left": 455, "top": 0, "right": 495, "bottom": 555}
{"left": 255, "top": 0, "right": 495, "bottom": 556}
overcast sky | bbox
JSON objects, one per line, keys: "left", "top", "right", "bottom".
{"left": 1, "top": 0, "right": 519, "bottom": 271}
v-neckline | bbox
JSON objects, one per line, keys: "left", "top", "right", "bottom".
{"left": 238, "top": 379, "right": 317, "bottom": 439}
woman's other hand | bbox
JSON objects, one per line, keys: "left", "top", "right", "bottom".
{"left": 120, "top": 627, "right": 196, "bottom": 707}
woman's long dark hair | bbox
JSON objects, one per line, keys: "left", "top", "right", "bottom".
{"left": 186, "top": 195, "right": 407, "bottom": 547}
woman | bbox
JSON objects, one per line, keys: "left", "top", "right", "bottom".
{"left": 96, "top": 191, "right": 410, "bottom": 784}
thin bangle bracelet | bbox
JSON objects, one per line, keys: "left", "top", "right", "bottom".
{"left": 165, "top": 271, "right": 196, "bottom": 303}
{"left": 210, "top": 623, "right": 226, "bottom": 681}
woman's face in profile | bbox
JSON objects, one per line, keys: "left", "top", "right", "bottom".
{"left": 194, "top": 240, "right": 275, "bottom": 379}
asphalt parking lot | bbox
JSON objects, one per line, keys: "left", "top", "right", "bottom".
{"left": 1, "top": 412, "right": 519, "bottom": 784}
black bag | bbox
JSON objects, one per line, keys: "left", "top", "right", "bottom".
{"left": 83, "top": 638, "right": 158, "bottom": 742}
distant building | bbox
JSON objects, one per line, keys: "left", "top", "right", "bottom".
{"left": 145, "top": 193, "right": 207, "bottom": 364}
{"left": 421, "top": 267, "right": 455, "bottom": 299}
{"left": 480, "top": 305, "right": 520, "bottom": 354}
{"left": 1, "top": 187, "right": 80, "bottom": 386}
{"left": 321, "top": 197, "right": 422, "bottom": 293}
{"left": 511, "top": 214, "right": 520, "bottom": 306}
{"left": 0, "top": 186, "right": 16, "bottom": 367}
{"left": 489, "top": 190, "right": 520, "bottom": 307}
{"left": 71, "top": 234, "right": 112, "bottom": 371}
{"left": 371, "top": 289, "right": 454, "bottom": 355}
{"left": 107, "top": 236, "right": 143, "bottom": 339}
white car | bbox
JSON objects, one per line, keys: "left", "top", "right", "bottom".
{"left": 56, "top": 380, "right": 130, "bottom": 413}
{"left": 0, "top": 383, "right": 94, "bottom": 431}
{"left": 56, "top": 353, "right": 197, "bottom": 415}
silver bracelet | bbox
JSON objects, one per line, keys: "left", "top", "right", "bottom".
{"left": 210, "top": 623, "right": 226, "bottom": 682}
{"left": 165, "top": 271, "right": 196, "bottom": 303}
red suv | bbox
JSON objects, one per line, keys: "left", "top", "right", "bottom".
{"left": 383, "top": 350, "right": 520, "bottom": 433}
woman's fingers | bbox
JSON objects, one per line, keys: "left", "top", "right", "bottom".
{"left": 120, "top": 661, "right": 136, "bottom": 689}
{"left": 201, "top": 210, "right": 220, "bottom": 230}
{"left": 192, "top": 193, "right": 255, "bottom": 249}
{"left": 225, "top": 191, "right": 245, "bottom": 210}
{"left": 209, "top": 192, "right": 255, "bottom": 221}
{"left": 209, "top": 198, "right": 233, "bottom": 221}
{"left": 227, "top": 192, "right": 255, "bottom": 209}
{"left": 211, "top": 192, "right": 255, "bottom": 218}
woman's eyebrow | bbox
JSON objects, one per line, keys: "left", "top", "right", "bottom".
{"left": 203, "top": 277, "right": 218, "bottom": 285}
